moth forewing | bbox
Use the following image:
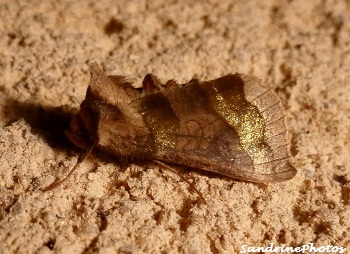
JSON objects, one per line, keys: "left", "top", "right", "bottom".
{"left": 44, "top": 63, "right": 296, "bottom": 192}
{"left": 238, "top": 75, "right": 296, "bottom": 181}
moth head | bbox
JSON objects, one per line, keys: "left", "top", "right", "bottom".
{"left": 65, "top": 113, "right": 93, "bottom": 149}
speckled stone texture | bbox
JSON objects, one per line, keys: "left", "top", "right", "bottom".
{"left": 0, "top": 0, "right": 349, "bottom": 253}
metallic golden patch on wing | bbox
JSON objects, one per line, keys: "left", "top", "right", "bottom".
{"left": 211, "top": 75, "right": 272, "bottom": 165}
{"left": 138, "top": 93, "right": 179, "bottom": 151}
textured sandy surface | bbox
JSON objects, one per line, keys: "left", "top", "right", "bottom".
{"left": 1, "top": 0, "right": 350, "bottom": 253}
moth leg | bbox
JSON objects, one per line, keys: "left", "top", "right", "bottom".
{"left": 153, "top": 160, "right": 206, "bottom": 204}
{"left": 118, "top": 155, "right": 132, "bottom": 171}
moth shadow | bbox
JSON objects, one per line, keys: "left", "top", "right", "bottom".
{"left": 5, "top": 98, "right": 76, "bottom": 153}
{"left": 5, "top": 99, "right": 139, "bottom": 168}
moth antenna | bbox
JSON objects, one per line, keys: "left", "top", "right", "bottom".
{"left": 153, "top": 160, "right": 206, "bottom": 204}
{"left": 42, "top": 145, "right": 94, "bottom": 192}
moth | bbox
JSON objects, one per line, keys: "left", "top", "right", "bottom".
{"left": 44, "top": 63, "right": 296, "bottom": 191}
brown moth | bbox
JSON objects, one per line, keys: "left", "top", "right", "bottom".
{"left": 44, "top": 63, "right": 296, "bottom": 191}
